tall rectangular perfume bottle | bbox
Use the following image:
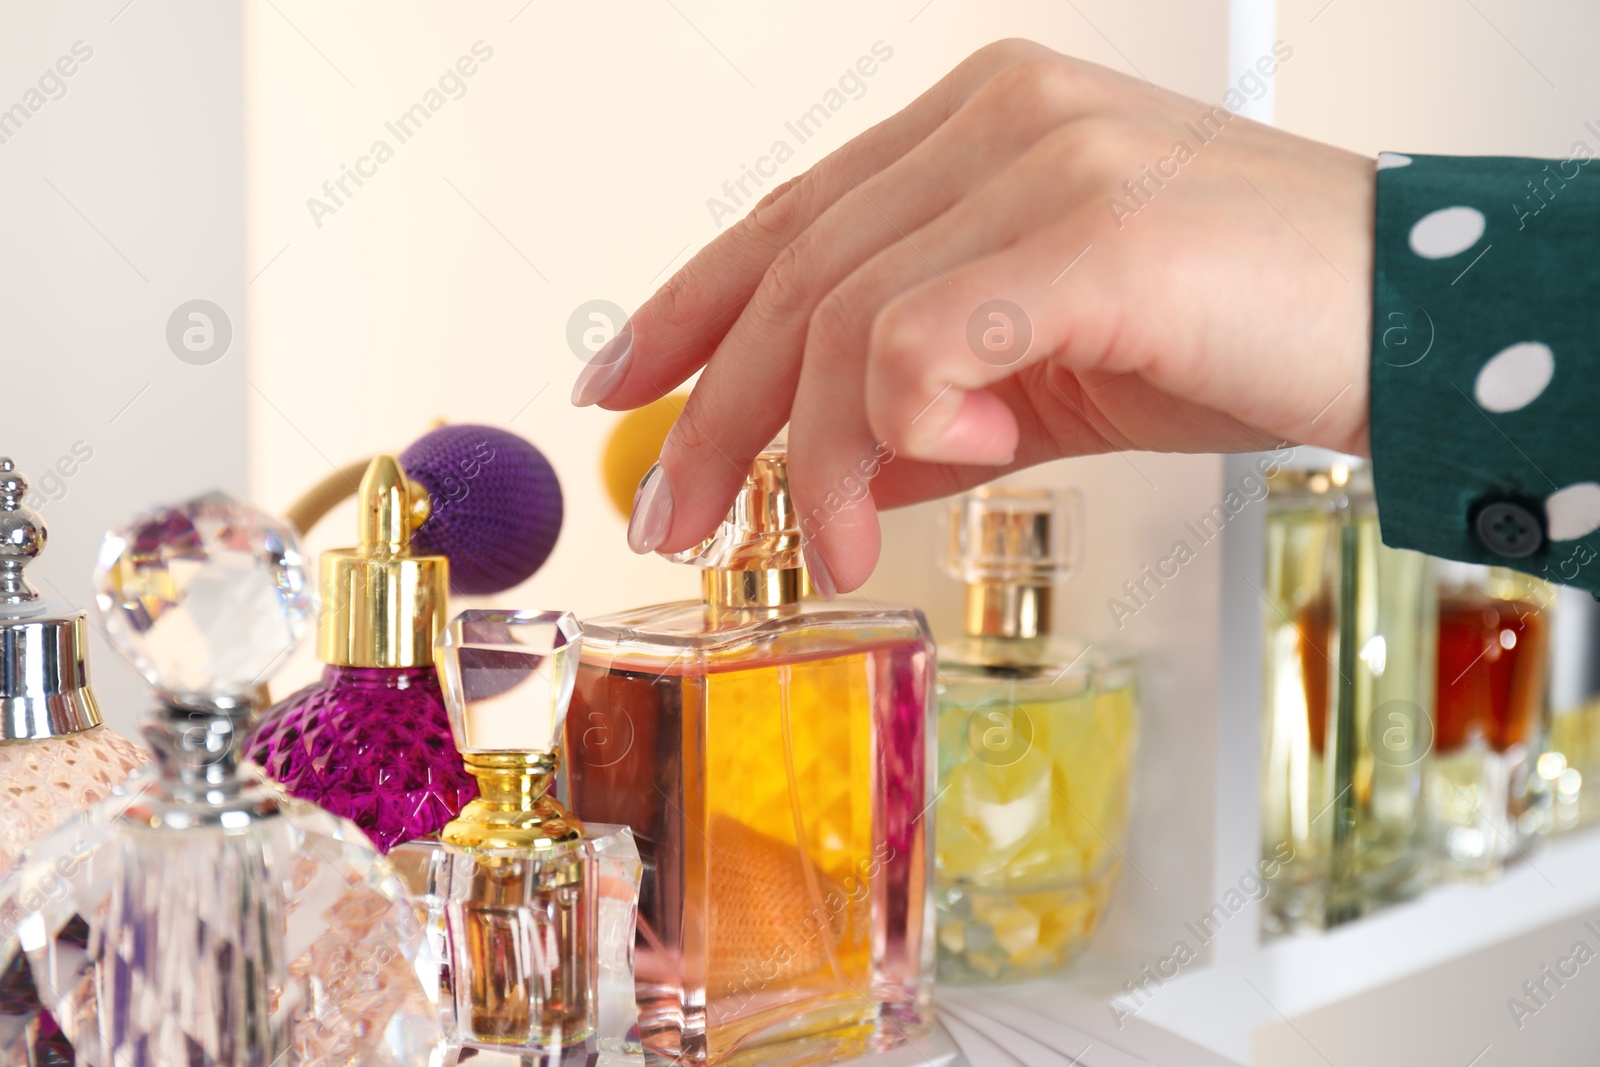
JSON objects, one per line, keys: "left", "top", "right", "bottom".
{"left": 390, "top": 608, "right": 643, "bottom": 1066}
{"left": 1260, "top": 451, "right": 1436, "bottom": 932}
{"left": 564, "top": 443, "right": 935, "bottom": 1066}
{"left": 1429, "top": 563, "right": 1553, "bottom": 878}
{"left": 933, "top": 488, "right": 1138, "bottom": 983}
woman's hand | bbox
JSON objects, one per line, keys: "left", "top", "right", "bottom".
{"left": 572, "top": 39, "right": 1375, "bottom": 596}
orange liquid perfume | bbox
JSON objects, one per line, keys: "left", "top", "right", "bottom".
{"left": 564, "top": 443, "right": 934, "bottom": 1066}
{"left": 1429, "top": 563, "right": 1553, "bottom": 878}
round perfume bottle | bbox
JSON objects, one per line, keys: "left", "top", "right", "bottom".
{"left": 0, "top": 491, "right": 439, "bottom": 1065}
{"left": 0, "top": 458, "right": 144, "bottom": 876}
{"left": 247, "top": 455, "right": 475, "bottom": 852}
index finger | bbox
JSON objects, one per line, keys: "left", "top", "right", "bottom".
{"left": 572, "top": 39, "right": 1061, "bottom": 412}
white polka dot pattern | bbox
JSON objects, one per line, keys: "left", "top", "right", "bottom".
{"left": 1474, "top": 342, "right": 1555, "bottom": 413}
{"left": 1547, "top": 483, "right": 1600, "bottom": 542}
{"left": 1377, "top": 152, "right": 1413, "bottom": 170}
{"left": 1409, "top": 206, "right": 1486, "bottom": 259}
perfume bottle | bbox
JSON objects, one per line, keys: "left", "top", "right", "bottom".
{"left": 1428, "top": 563, "right": 1554, "bottom": 877}
{"left": 248, "top": 455, "right": 476, "bottom": 852}
{"left": 0, "top": 458, "right": 144, "bottom": 876}
{"left": 1260, "top": 451, "right": 1437, "bottom": 932}
{"left": 0, "top": 491, "right": 439, "bottom": 1065}
{"left": 933, "top": 488, "right": 1139, "bottom": 983}
{"left": 390, "top": 609, "right": 642, "bottom": 1066}
{"left": 565, "top": 442, "right": 935, "bottom": 1066}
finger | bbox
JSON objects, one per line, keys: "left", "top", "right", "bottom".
{"left": 648, "top": 60, "right": 1102, "bottom": 554}
{"left": 573, "top": 39, "right": 1060, "bottom": 412}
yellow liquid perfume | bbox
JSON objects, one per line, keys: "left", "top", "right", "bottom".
{"left": 1260, "top": 452, "right": 1436, "bottom": 931}
{"left": 564, "top": 442, "right": 934, "bottom": 1066}
{"left": 390, "top": 609, "right": 643, "bottom": 1066}
{"left": 933, "top": 487, "right": 1139, "bottom": 982}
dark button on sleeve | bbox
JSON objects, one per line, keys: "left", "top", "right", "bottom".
{"left": 1473, "top": 500, "right": 1544, "bottom": 559}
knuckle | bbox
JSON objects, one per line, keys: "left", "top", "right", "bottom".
{"left": 807, "top": 287, "right": 857, "bottom": 354}
{"left": 663, "top": 397, "right": 718, "bottom": 463}
{"left": 743, "top": 176, "right": 808, "bottom": 247}
{"left": 982, "top": 59, "right": 1087, "bottom": 120}
{"left": 969, "top": 37, "right": 1051, "bottom": 74}
{"left": 650, "top": 261, "right": 703, "bottom": 333}
{"left": 757, "top": 231, "right": 822, "bottom": 318}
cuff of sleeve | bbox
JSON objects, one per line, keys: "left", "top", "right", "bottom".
{"left": 1370, "top": 151, "right": 1600, "bottom": 593}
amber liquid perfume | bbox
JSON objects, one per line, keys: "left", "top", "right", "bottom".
{"left": 933, "top": 488, "right": 1138, "bottom": 982}
{"left": 390, "top": 609, "right": 642, "bottom": 1066}
{"left": 0, "top": 491, "right": 438, "bottom": 1065}
{"left": 0, "top": 458, "right": 144, "bottom": 877}
{"left": 1260, "top": 452, "right": 1436, "bottom": 931}
{"left": 565, "top": 443, "right": 934, "bottom": 1066}
{"left": 1429, "top": 563, "right": 1553, "bottom": 878}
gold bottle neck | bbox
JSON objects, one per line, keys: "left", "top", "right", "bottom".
{"left": 964, "top": 581, "right": 1053, "bottom": 640}
{"left": 700, "top": 566, "right": 810, "bottom": 611}
{"left": 441, "top": 750, "right": 584, "bottom": 851}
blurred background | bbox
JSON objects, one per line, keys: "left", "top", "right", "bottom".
{"left": 7, "top": 1, "right": 1600, "bottom": 1063}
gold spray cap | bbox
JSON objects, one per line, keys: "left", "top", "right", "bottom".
{"left": 317, "top": 456, "right": 447, "bottom": 668}
{"left": 670, "top": 434, "right": 810, "bottom": 610}
{"left": 947, "top": 487, "right": 1081, "bottom": 639}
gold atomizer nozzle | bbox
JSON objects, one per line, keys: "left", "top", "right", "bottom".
{"left": 317, "top": 455, "right": 447, "bottom": 669}
{"left": 673, "top": 438, "right": 811, "bottom": 611}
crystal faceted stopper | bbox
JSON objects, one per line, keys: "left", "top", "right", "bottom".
{"left": 436, "top": 609, "right": 582, "bottom": 755}
{"left": 93, "top": 491, "right": 312, "bottom": 705}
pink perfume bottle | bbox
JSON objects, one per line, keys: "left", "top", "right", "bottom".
{"left": 247, "top": 455, "right": 475, "bottom": 851}
{"left": 565, "top": 441, "right": 935, "bottom": 1066}
{"left": 0, "top": 457, "right": 144, "bottom": 876}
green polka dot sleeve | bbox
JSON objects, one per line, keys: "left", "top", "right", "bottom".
{"left": 1370, "top": 152, "right": 1600, "bottom": 592}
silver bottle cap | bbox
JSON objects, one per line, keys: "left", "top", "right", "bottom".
{"left": 0, "top": 458, "right": 102, "bottom": 741}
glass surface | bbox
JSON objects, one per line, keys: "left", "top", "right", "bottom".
{"left": 933, "top": 634, "right": 1137, "bottom": 982}
{"left": 436, "top": 610, "right": 582, "bottom": 755}
{"left": 564, "top": 599, "right": 934, "bottom": 1066}
{"left": 0, "top": 762, "right": 438, "bottom": 1066}
{"left": 393, "top": 826, "right": 643, "bottom": 1066}
{"left": 1260, "top": 466, "right": 1436, "bottom": 932}
{"left": 1429, "top": 568, "right": 1554, "bottom": 877}
{"left": 247, "top": 665, "right": 478, "bottom": 853}
{"left": 0, "top": 726, "right": 145, "bottom": 877}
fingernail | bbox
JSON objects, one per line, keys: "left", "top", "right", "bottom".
{"left": 572, "top": 322, "right": 634, "bottom": 407}
{"left": 802, "top": 539, "right": 836, "bottom": 601}
{"left": 627, "top": 462, "right": 673, "bottom": 553}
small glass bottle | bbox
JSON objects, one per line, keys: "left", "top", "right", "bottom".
{"left": 1429, "top": 562, "right": 1554, "bottom": 877}
{"left": 933, "top": 487, "right": 1139, "bottom": 983}
{"left": 0, "top": 457, "right": 144, "bottom": 876}
{"left": 390, "top": 609, "right": 643, "bottom": 1066}
{"left": 0, "top": 491, "right": 439, "bottom": 1065}
{"left": 1260, "top": 451, "right": 1436, "bottom": 932}
{"left": 564, "top": 441, "right": 935, "bottom": 1066}
{"left": 247, "top": 455, "right": 476, "bottom": 852}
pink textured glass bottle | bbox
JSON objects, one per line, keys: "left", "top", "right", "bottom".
{"left": 247, "top": 455, "right": 475, "bottom": 851}
{"left": 0, "top": 457, "right": 144, "bottom": 876}
{"left": 566, "top": 442, "right": 935, "bottom": 1066}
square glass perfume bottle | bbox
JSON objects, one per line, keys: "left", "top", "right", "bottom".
{"left": 389, "top": 609, "right": 643, "bottom": 1065}
{"left": 1260, "top": 451, "right": 1437, "bottom": 932}
{"left": 564, "top": 441, "right": 935, "bottom": 1066}
{"left": 1429, "top": 563, "right": 1554, "bottom": 878}
{"left": 934, "top": 488, "right": 1139, "bottom": 982}
{"left": 0, "top": 491, "right": 439, "bottom": 1065}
